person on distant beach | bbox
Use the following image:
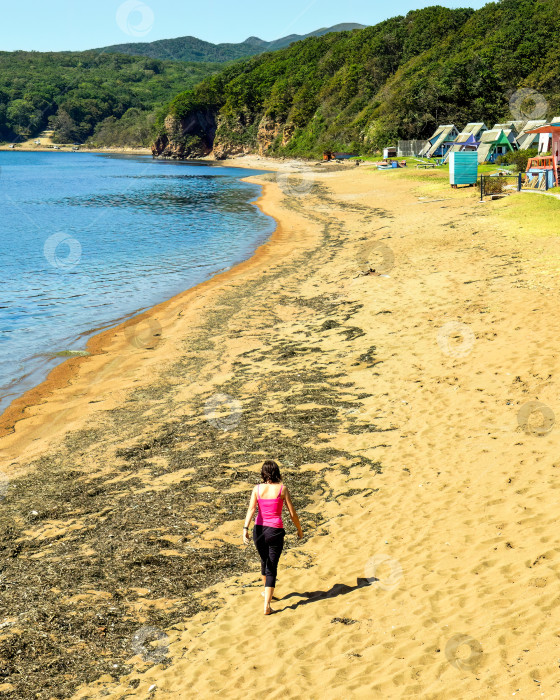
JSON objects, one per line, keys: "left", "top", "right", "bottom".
{"left": 243, "top": 460, "right": 303, "bottom": 615}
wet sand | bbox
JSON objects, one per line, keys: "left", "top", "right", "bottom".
{"left": 1, "top": 158, "right": 560, "bottom": 698}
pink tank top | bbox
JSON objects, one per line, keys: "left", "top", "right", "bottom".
{"left": 255, "top": 483, "right": 284, "bottom": 528}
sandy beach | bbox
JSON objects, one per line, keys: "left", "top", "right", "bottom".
{"left": 2, "top": 156, "right": 560, "bottom": 698}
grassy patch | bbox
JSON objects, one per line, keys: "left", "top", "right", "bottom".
{"left": 498, "top": 192, "right": 560, "bottom": 239}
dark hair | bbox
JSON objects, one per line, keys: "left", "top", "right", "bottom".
{"left": 261, "top": 460, "right": 282, "bottom": 484}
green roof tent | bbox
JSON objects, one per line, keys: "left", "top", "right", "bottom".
{"left": 449, "top": 151, "right": 478, "bottom": 187}
{"left": 492, "top": 122, "right": 526, "bottom": 148}
{"left": 477, "top": 129, "right": 514, "bottom": 163}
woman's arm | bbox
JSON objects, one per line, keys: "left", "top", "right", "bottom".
{"left": 242, "top": 487, "right": 258, "bottom": 544}
{"left": 284, "top": 487, "right": 303, "bottom": 538}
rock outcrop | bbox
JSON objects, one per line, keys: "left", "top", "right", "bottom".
{"left": 256, "top": 115, "right": 282, "bottom": 155}
{"left": 151, "top": 111, "right": 217, "bottom": 159}
{"left": 152, "top": 107, "right": 294, "bottom": 160}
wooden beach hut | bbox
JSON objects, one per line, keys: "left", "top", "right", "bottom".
{"left": 492, "top": 122, "right": 525, "bottom": 147}
{"left": 460, "top": 122, "right": 487, "bottom": 142}
{"left": 443, "top": 134, "right": 475, "bottom": 163}
{"left": 419, "top": 125, "right": 458, "bottom": 158}
{"left": 477, "top": 129, "right": 514, "bottom": 163}
{"left": 524, "top": 122, "right": 560, "bottom": 184}
{"left": 443, "top": 123, "right": 487, "bottom": 163}
{"left": 538, "top": 117, "right": 560, "bottom": 154}
{"left": 515, "top": 120, "right": 547, "bottom": 151}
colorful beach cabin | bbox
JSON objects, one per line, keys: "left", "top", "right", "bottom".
{"left": 443, "top": 134, "right": 476, "bottom": 164}
{"left": 537, "top": 117, "right": 560, "bottom": 154}
{"left": 454, "top": 122, "right": 487, "bottom": 146}
{"left": 492, "top": 122, "right": 524, "bottom": 148}
{"left": 525, "top": 122, "right": 560, "bottom": 185}
{"left": 419, "top": 124, "right": 458, "bottom": 158}
{"left": 525, "top": 155, "right": 558, "bottom": 189}
{"left": 477, "top": 129, "right": 514, "bottom": 164}
{"left": 515, "top": 120, "right": 547, "bottom": 151}
{"left": 493, "top": 121, "right": 525, "bottom": 137}
{"left": 444, "top": 123, "right": 487, "bottom": 162}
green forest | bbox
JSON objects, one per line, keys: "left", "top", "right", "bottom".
{"left": 154, "top": 0, "right": 560, "bottom": 158}
{"left": 0, "top": 51, "right": 223, "bottom": 145}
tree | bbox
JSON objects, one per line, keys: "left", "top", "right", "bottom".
{"left": 50, "top": 109, "right": 80, "bottom": 143}
{"left": 6, "top": 99, "right": 41, "bottom": 135}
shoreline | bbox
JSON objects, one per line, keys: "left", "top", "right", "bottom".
{"left": 0, "top": 157, "right": 287, "bottom": 456}
{"left": 0, "top": 145, "right": 152, "bottom": 154}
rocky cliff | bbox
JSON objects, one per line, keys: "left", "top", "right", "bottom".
{"left": 151, "top": 111, "right": 217, "bottom": 159}
{"left": 152, "top": 108, "right": 289, "bottom": 160}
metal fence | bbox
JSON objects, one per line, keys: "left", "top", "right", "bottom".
{"left": 479, "top": 174, "right": 522, "bottom": 200}
{"left": 397, "top": 140, "right": 426, "bottom": 157}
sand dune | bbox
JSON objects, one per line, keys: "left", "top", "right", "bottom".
{"left": 1, "top": 159, "right": 560, "bottom": 698}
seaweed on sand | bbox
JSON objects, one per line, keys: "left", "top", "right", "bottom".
{"left": 0, "top": 180, "right": 388, "bottom": 698}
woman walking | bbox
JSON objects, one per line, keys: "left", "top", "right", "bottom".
{"left": 243, "top": 460, "right": 303, "bottom": 615}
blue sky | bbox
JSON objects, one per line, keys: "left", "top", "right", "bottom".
{"left": 1, "top": 0, "right": 489, "bottom": 52}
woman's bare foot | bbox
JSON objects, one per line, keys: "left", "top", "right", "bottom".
{"left": 264, "top": 605, "right": 272, "bottom": 615}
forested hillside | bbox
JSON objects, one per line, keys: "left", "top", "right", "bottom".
{"left": 0, "top": 52, "right": 222, "bottom": 144}
{"left": 152, "top": 0, "right": 560, "bottom": 159}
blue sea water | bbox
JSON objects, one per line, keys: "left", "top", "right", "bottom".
{"left": 0, "top": 152, "right": 274, "bottom": 415}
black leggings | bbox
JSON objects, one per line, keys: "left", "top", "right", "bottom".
{"left": 253, "top": 525, "right": 285, "bottom": 587}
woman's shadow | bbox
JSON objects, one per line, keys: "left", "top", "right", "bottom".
{"left": 277, "top": 576, "right": 377, "bottom": 612}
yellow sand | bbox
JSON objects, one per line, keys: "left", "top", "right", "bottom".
{"left": 2, "top": 157, "right": 560, "bottom": 698}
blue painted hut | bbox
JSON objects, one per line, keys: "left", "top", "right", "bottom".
{"left": 419, "top": 125, "right": 459, "bottom": 158}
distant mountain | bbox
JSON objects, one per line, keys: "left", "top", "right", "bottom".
{"left": 96, "top": 24, "right": 367, "bottom": 63}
